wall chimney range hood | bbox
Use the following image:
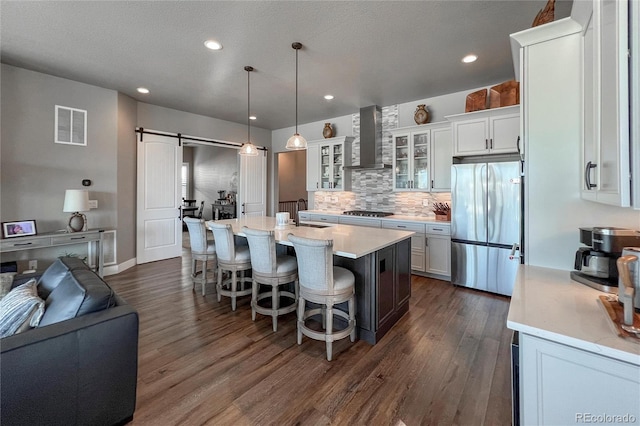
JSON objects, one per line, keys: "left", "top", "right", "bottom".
{"left": 345, "top": 105, "right": 392, "bottom": 170}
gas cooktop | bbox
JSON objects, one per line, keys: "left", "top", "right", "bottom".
{"left": 342, "top": 210, "right": 394, "bottom": 218}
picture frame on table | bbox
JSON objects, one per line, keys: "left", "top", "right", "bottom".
{"left": 2, "top": 220, "right": 37, "bottom": 238}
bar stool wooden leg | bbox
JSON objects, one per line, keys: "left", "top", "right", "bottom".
{"left": 297, "top": 296, "right": 305, "bottom": 345}
{"left": 271, "top": 286, "right": 279, "bottom": 332}
{"left": 216, "top": 267, "right": 223, "bottom": 302}
{"left": 231, "top": 271, "right": 238, "bottom": 311}
{"left": 251, "top": 279, "right": 258, "bottom": 321}
{"left": 326, "top": 304, "right": 334, "bottom": 361}
{"left": 349, "top": 296, "right": 356, "bottom": 342}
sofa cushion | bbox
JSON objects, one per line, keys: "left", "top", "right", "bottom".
{"left": 0, "top": 272, "right": 16, "bottom": 301}
{"left": 38, "top": 269, "right": 116, "bottom": 327}
{"left": 0, "top": 279, "right": 45, "bottom": 338}
{"left": 37, "top": 257, "right": 89, "bottom": 299}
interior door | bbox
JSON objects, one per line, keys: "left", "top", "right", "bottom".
{"left": 136, "top": 131, "right": 182, "bottom": 264}
{"left": 238, "top": 151, "right": 267, "bottom": 217}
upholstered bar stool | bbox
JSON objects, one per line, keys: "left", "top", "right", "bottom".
{"left": 183, "top": 217, "right": 217, "bottom": 295}
{"left": 208, "top": 222, "right": 252, "bottom": 311}
{"left": 242, "top": 227, "right": 298, "bottom": 332}
{"left": 288, "top": 234, "right": 356, "bottom": 361}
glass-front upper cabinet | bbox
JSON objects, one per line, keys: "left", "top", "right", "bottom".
{"left": 392, "top": 130, "right": 430, "bottom": 191}
{"left": 312, "top": 136, "right": 353, "bottom": 191}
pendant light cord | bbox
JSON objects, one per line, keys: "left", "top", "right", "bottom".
{"left": 247, "top": 67, "right": 251, "bottom": 143}
{"left": 295, "top": 46, "right": 298, "bottom": 135}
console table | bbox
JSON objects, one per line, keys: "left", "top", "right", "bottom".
{"left": 0, "top": 229, "right": 104, "bottom": 277}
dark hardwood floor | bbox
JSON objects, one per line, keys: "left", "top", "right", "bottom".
{"left": 105, "top": 237, "right": 513, "bottom": 425}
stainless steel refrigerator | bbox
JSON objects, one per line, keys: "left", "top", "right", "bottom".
{"left": 451, "top": 159, "right": 522, "bottom": 296}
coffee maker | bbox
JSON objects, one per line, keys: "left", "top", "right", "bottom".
{"left": 571, "top": 227, "right": 640, "bottom": 293}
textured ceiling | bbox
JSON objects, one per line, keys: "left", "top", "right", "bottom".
{"left": 0, "top": 0, "right": 572, "bottom": 130}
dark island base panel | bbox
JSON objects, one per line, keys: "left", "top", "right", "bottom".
{"left": 333, "top": 238, "right": 412, "bottom": 345}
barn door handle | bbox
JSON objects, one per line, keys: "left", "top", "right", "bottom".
{"left": 241, "top": 203, "right": 246, "bottom": 215}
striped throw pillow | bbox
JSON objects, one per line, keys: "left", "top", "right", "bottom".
{"left": 0, "top": 278, "right": 45, "bottom": 338}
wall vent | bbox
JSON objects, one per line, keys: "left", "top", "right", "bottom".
{"left": 55, "top": 105, "right": 87, "bottom": 146}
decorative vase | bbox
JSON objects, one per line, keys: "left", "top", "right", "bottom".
{"left": 414, "top": 104, "right": 430, "bottom": 125}
{"left": 322, "top": 123, "right": 334, "bottom": 139}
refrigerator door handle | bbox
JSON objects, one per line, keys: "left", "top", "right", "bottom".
{"left": 509, "top": 243, "right": 521, "bottom": 260}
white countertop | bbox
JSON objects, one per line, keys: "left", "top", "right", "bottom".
{"left": 301, "top": 210, "right": 450, "bottom": 225}
{"left": 206, "top": 216, "right": 414, "bottom": 259}
{"left": 507, "top": 265, "right": 640, "bottom": 365}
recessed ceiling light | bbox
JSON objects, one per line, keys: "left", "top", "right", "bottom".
{"left": 462, "top": 54, "right": 478, "bottom": 63}
{"left": 137, "top": 87, "right": 149, "bottom": 94}
{"left": 249, "top": 116, "right": 257, "bottom": 120}
{"left": 324, "top": 94, "right": 334, "bottom": 100}
{"left": 204, "top": 40, "right": 223, "bottom": 50}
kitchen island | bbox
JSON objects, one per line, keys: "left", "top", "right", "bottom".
{"left": 207, "top": 216, "right": 414, "bottom": 344}
{"left": 507, "top": 265, "right": 640, "bottom": 425}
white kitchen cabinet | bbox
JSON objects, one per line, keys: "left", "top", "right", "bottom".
{"left": 580, "top": 0, "right": 631, "bottom": 207}
{"left": 430, "top": 126, "right": 453, "bottom": 192}
{"left": 425, "top": 224, "right": 451, "bottom": 277}
{"left": 390, "top": 123, "right": 452, "bottom": 192}
{"left": 305, "top": 143, "right": 320, "bottom": 191}
{"left": 382, "top": 221, "right": 428, "bottom": 273}
{"left": 520, "top": 333, "right": 640, "bottom": 425}
{"left": 306, "top": 136, "right": 353, "bottom": 192}
{"left": 446, "top": 106, "right": 520, "bottom": 156}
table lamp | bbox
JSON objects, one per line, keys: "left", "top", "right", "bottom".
{"left": 63, "top": 189, "right": 90, "bottom": 232}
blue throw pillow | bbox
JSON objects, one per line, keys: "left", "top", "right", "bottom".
{"left": 0, "top": 278, "right": 45, "bottom": 338}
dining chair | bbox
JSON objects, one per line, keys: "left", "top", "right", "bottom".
{"left": 287, "top": 234, "right": 356, "bottom": 361}
{"left": 183, "top": 217, "right": 217, "bottom": 295}
{"left": 242, "top": 227, "right": 298, "bottom": 332}
{"left": 208, "top": 222, "right": 252, "bottom": 311}
{"left": 197, "top": 201, "right": 205, "bottom": 219}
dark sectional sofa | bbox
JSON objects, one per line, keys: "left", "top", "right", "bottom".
{"left": 0, "top": 257, "right": 139, "bottom": 426}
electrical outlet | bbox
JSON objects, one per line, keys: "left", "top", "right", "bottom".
{"left": 28, "top": 260, "right": 37, "bottom": 270}
{"left": 88, "top": 199, "right": 98, "bottom": 209}
{"left": 422, "top": 199, "right": 429, "bottom": 207}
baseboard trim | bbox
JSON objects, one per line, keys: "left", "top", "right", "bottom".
{"left": 104, "top": 258, "right": 136, "bottom": 276}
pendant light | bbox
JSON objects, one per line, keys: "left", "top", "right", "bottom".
{"left": 239, "top": 66, "right": 259, "bottom": 156}
{"left": 286, "top": 42, "right": 307, "bottom": 150}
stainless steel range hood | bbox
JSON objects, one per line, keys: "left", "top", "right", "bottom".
{"left": 344, "top": 105, "right": 392, "bottom": 170}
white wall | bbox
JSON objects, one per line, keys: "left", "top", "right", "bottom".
{"left": 1, "top": 65, "right": 118, "bottom": 234}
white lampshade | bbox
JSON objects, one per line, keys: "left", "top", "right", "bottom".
{"left": 63, "top": 189, "right": 90, "bottom": 212}
{"left": 238, "top": 142, "right": 259, "bottom": 156}
{"left": 285, "top": 133, "right": 307, "bottom": 150}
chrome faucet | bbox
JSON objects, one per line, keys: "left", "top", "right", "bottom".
{"left": 295, "top": 198, "right": 306, "bottom": 227}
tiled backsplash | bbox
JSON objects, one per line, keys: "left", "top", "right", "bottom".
{"left": 313, "top": 105, "right": 451, "bottom": 217}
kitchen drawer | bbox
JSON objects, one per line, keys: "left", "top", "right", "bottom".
{"left": 0, "top": 237, "right": 51, "bottom": 251}
{"left": 51, "top": 233, "right": 98, "bottom": 244}
{"left": 338, "top": 216, "right": 382, "bottom": 228}
{"left": 309, "top": 214, "right": 339, "bottom": 223}
{"left": 382, "top": 221, "right": 426, "bottom": 233}
{"left": 426, "top": 224, "right": 450, "bottom": 235}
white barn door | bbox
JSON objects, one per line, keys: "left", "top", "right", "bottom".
{"left": 136, "top": 131, "right": 182, "bottom": 263}
{"left": 238, "top": 151, "right": 267, "bottom": 217}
